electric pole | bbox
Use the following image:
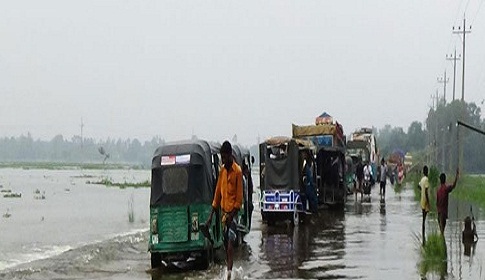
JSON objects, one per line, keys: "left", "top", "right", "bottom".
{"left": 434, "top": 90, "right": 439, "bottom": 166}
{"left": 452, "top": 17, "right": 471, "bottom": 102}
{"left": 446, "top": 49, "right": 460, "bottom": 101}
{"left": 437, "top": 70, "right": 449, "bottom": 104}
{"left": 80, "top": 118, "right": 84, "bottom": 164}
{"left": 452, "top": 17, "right": 471, "bottom": 171}
{"left": 80, "top": 117, "right": 84, "bottom": 149}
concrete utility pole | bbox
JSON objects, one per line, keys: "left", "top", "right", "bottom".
{"left": 437, "top": 70, "right": 449, "bottom": 104}
{"left": 434, "top": 90, "right": 439, "bottom": 166}
{"left": 446, "top": 49, "right": 461, "bottom": 101}
{"left": 80, "top": 117, "right": 84, "bottom": 149}
{"left": 452, "top": 18, "right": 471, "bottom": 102}
{"left": 80, "top": 118, "right": 84, "bottom": 164}
{"left": 452, "top": 17, "right": 471, "bottom": 171}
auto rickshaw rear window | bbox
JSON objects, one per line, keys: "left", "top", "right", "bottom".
{"left": 268, "top": 144, "right": 288, "bottom": 159}
{"left": 162, "top": 167, "right": 188, "bottom": 194}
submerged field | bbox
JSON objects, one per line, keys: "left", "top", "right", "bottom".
{"left": 405, "top": 167, "right": 485, "bottom": 212}
{"left": 0, "top": 162, "right": 145, "bottom": 170}
{"left": 452, "top": 175, "right": 485, "bottom": 209}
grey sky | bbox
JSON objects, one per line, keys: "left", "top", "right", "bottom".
{"left": 1, "top": 1, "right": 485, "bottom": 146}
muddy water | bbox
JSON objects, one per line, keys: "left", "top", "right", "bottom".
{"left": 1, "top": 169, "right": 484, "bottom": 279}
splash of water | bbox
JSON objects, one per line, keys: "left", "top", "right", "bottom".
{"left": 214, "top": 266, "right": 246, "bottom": 280}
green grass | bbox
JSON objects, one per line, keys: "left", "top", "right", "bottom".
{"left": 452, "top": 175, "right": 485, "bottom": 209}
{"left": 403, "top": 169, "right": 421, "bottom": 197}
{"left": 419, "top": 232, "right": 447, "bottom": 278}
{"left": 87, "top": 177, "right": 150, "bottom": 189}
{"left": 393, "top": 183, "right": 404, "bottom": 194}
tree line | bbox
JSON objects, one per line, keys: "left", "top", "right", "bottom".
{"left": 2, "top": 100, "right": 484, "bottom": 173}
{"left": 0, "top": 133, "right": 165, "bottom": 168}
{"left": 377, "top": 100, "right": 485, "bottom": 174}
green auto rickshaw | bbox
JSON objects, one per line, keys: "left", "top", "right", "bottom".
{"left": 149, "top": 140, "right": 223, "bottom": 269}
{"left": 231, "top": 144, "right": 255, "bottom": 244}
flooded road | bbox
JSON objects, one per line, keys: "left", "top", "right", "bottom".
{"left": 1, "top": 169, "right": 484, "bottom": 279}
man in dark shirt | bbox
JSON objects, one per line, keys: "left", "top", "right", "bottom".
{"left": 355, "top": 158, "right": 364, "bottom": 202}
{"left": 436, "top": 169, "right": 459, "bottom": 235}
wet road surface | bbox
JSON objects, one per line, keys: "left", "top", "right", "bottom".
{"left": 2, "top": 176, "right": 484, "bottom": 280}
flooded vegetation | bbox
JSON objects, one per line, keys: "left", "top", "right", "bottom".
{"left": 86, "top": 177, "right": 150, "bottom": 188}
{"left": 1, "top": 168, "right": 484, "bottom": 279}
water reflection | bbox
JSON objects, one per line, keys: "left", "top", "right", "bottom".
{"left": 463, "top": 241, "right": 477, "bottom": 257}
{"left": 258, "top": 210, "right": 346, "bottom": 279}
{"left": 380, "top": 198, "right": 386, "bottom": 216}
{"left": 348, "top": 200, "right": 373, "bottom": 215}
{"left": 259, "top": 225, "right": 306, "bottom": 278}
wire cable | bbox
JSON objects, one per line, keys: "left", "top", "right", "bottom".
{"left": 471, "top": 0, "right": 485, "bottom": 26}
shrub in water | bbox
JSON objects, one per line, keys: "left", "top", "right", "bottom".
{"left": 419, "top": 232, "right": 447, "bottom": 278}
{"left": 128, "top": 193, "right": 135, "bottom": 223}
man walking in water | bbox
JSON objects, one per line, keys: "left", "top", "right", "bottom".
{"left": 437, "top": 169, "right": 459, "bottom": 236}
{"left": 379, "top": 159, "right": 388, "bottom": 199}
{"left": 206, "top": 141, "right": 243, "bottom": 280}
{"left": 304, "top": 151, "right": 318, "bottom": 213}
{"left": 419, "top": 165, "right": 430, "bottom": 246}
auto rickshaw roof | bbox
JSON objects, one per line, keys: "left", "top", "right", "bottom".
{"left": 264, "top": 136, "right": 315, "bottom": 150}
{"left": 151, "top": 139, "right": 214, "bottom": 169}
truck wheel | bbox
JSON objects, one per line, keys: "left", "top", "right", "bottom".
{"left": 151, "top": 252, "right": 161, "bottom": 269}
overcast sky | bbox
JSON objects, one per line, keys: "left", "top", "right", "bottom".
{"left": 1, "top": 0, "right": 485, "bottom": 146}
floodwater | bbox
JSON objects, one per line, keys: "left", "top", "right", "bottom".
{"left": 1, "top": 169, "right": 484, "bottom": 280}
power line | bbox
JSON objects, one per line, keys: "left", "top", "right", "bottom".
{"left": 471, "top": 0, "right": 485, "bottom": 25}
{"left": 442, "top": 0, "right": 466, "bottom": 78}
{"left": 464, "top": 0, "right": 472, "bottom": 15}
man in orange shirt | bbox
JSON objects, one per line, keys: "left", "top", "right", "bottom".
{"left": 206, "top": 141, "right": 243, "bottom": 280}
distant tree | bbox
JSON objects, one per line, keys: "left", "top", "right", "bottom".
{"left": 406, "top": 121, "right": 426, "bottom": 152}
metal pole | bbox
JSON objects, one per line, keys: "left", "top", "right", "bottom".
{"left": 453, "top": 49, "right": 458, "bottom": 101}
{"left": 442, "top": 128, "right": 445, "bottom": 171}
{"left": 452, "top": 17, "right": 471, "bottom": 171}
{"left": 446, "top": 49, "right": 460, "bottom": 101}
{"left": 444, "top": 70, "right": 447, "bottom": 103}
{"left": 457, "top": 120, "right": 485, "bottom": 136}
{"left": 462, "top": 18, "right": 466, "bottom": 102}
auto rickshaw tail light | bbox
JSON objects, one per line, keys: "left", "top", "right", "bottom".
{"left": 151, "top": 217, "right": 158, "bottom": 234}
{"left": 191, "top": 213, "right": 199, "bottom": 232}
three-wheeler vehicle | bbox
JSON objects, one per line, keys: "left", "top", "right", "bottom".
{"left": 232, "top": 144, "right": 255, "bottom": 240}
{"left": 149, "top": 140, "right": 223, "bottom": 269}
{"left": 259, "top": 136, "right": 316, "bottom": 225}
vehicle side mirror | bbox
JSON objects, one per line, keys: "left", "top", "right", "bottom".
{"left": 251, "top": 156, "right": 255, "bottom": 164}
